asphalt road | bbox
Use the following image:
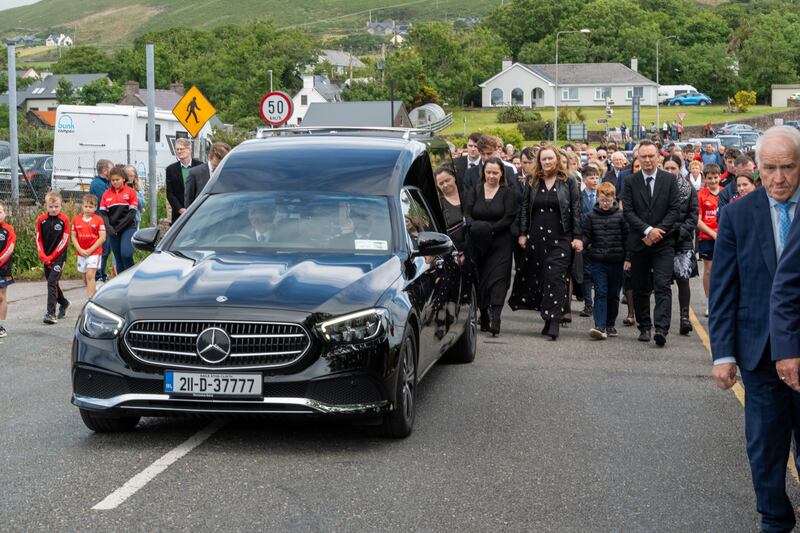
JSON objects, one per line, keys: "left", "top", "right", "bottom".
{"left": 0, "top": 277, "right": 791, "bottom": 532}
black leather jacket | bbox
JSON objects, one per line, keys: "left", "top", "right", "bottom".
{"left": 519, "top": 175, "right": 583, "bottom": 239}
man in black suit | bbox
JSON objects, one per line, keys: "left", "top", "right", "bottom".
{"left": 165, "top": 138, "right": 202, "bottom": 223}
{"left": 452, "top": 132, "right": 482, "bottom": 187}
{"left": 462, "top": 135, "right": 514, "bottom": 191}
{"left": 621, "top": 140, "right": 682, "bottom": 346}
{"left": 184, "top": 142, "right": 230, "bottom": 209}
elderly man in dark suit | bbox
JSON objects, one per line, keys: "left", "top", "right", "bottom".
{"left": 621, "top": 140, "right": 681, "bottom": 346}
{"left": 184, "top": 142, "right": 230, "bottom": 209}
{"left": 712, "top": 126, "right": 800, "bottom": 533}
{"left": 165, "top": 138, "right": 202, "bottom": 223}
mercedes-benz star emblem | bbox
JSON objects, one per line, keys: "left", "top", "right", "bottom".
{"left": 216, "top": 296, "right": 228, "bottom": 303}
{"left": 196, "top": 327, "right": 232, "bottom": 364}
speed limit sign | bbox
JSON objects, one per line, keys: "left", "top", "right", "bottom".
{"left": 259, "top": 91, "right": 293, "bottom": 126}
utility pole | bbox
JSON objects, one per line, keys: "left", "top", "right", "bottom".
{"left": 7, "top": 46, "right": 19, "bottom": 206}
{"left": 146, "top": 44, "right": 157, "bottom": 227}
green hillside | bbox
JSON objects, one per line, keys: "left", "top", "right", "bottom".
{"left": 0, "top": 0, "right": 501, "bottom": 48}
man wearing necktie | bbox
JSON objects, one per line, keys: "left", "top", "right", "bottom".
{"left": 711, "top": 126, "right": 800, "bottom": 532}
{"left": 621, "top": 141, "right": 682, "bottom": 347}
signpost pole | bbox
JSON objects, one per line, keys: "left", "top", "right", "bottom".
{"left": 7, "top": 46, "right": 19, "bottom": 206}
{"left": 146, "top": 44, "right": 157, "bottom": 228}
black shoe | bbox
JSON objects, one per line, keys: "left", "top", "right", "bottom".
{"left": 606, "top": 327, "right": 618, "bottom": 337}
{"left": 547, "top": 319, "right": 560, "bottom": 340}
{"left": 0, "top": 325, "right": 6, "bottom": 338}
{"left": 654, "top": 331, "right": 667, "bottom": 346}
{"left": 579, "top": 306, "right": 592, "bottom": 317}
{"left": 638, "top": 329, "right": 651, "bottom": 342}
{"left": 560, "top": 313, "right": 572, "bottom": 326}
{"left": 57, "top": 300, "right": 70, "bottom": 320}
{"left": 679, "top": 308, "right": 692, "bottom": 336}
{"left": 43, "top": 313, "right": 57, "bottom": 325}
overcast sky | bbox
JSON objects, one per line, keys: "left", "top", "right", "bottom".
{"left": 0, "top": 0, "right": 40, "bottom": 11}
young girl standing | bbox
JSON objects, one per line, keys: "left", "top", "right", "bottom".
{"left": 0, "top": 200, "right": 16, "bottom": 337}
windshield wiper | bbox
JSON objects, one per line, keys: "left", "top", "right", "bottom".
{"left": 168, "top": 249, "right": 199, "bottom": 262}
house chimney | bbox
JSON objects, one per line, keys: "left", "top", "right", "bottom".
{"left": 169, "top": 82, "right": 184, "bottom": 95}
{"left": 303, "top": 75, "right": 315, "bottom": 89}
{"left": 631, "top": 55, "right": 638, "bottom": 72}
{"left": 124, "top": 80, "right": 140, "bottom": 97}
{"left": 502, "top": 56, "right": 512, "bottom": 71}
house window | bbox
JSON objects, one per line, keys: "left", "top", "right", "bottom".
{"left": 594, "top": 87, "right": 612, "bottom": 101}
{"left": 627, "top": 86, "right": 644, "bottom": 100}
{"left": 145, "top": 123, "right": 161, "bottom": 143}
{"left": 531, "top": 88, "right": 544, "bottom": 106}
{"left": 301, "top": 95, "right": 308, "bottom": 106}
{"left": 491, "top": 88, "right": 504, "bottom": 106}
{"left": 511, "top": 88, "right": 524, "bottom": 105}
{"left": 561, "top": 87, "right": 578, "bottom": 101}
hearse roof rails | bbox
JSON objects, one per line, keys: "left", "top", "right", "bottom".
{"left": 255, "top": 126, "right": 438, "bottom": 140}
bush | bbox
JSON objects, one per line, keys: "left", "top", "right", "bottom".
{"left": 496, "top": 104, "right": 541, "bottom": 124}
{"left": 517, "top": 120, "right": 546, "bottom": 141}
{"left": 734, "top": 90, "right": 757, "bottom": 113}
{"left": 477, "top": 126, "right": 525, "bottom": 151}
{"left": 9, "top": 189, "right": 167, "bottom": 280}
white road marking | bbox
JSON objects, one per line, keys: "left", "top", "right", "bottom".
{"left": 92, "top": 419, "right": 225, "bottom": 510}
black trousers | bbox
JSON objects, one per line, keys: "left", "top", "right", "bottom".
{"left": 740, "top": 347, "right": 800, "bottom": 533}
{"left": 630, "top": 245, "right": 673, "bottom": 334}
{"left": 44, "top": 262, "right": 68, "bottom": 315}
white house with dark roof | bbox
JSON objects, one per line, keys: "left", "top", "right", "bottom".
{"left": 0, "top": 73, "right": 108, "bottom": 111}
{"left": 318, "top": 50, "right": 366, "bottom": 75}
{"left": 291, "top": 75, "right": 342, "bottom": 125}
{"left": 479, "top": 58, "right": 657, "bottom": 108}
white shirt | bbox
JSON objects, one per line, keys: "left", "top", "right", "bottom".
{"left": 467, "top": 157, "right": 480, "bottom": 168}
{"left": 641, "top": 172, "right": 657, "bottom": 236}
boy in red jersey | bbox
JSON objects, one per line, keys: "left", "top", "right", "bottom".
{"left": 697, "top": 163, "right": 722, "bottom": 317}
{"left": 0, "top": 200, "right": 16, "bottom": 338}
{"left": 36, "top": 192, "right": 71, "bottom": 324}
{"left": 71, "top": 194, "right": 106, "bottom": 298}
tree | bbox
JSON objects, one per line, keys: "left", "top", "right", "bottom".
{"left": 56, "top": 78, "right": 78, "bottom": 105}
{"left": 52, "top": 46, "right": 111, "bottom": 74}
{"left": 341, "top": 81, "right": 389, "bottom": 102}
{"left": 78, "top": 78, "right": 124, "bottom": 105}
{"left": 738, "top": 12, "right": 800, "bottom": 101}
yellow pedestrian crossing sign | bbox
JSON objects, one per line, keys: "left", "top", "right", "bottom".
{"left": 173, "top": 86, "right": 216, "bottom": 138}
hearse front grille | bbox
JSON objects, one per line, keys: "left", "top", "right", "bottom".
{"left": 124, "top": 320, "right": 311, "bottom": 370}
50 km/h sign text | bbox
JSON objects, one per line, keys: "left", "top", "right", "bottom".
{"left": 259, "top": 91, "right": 293, "bottom": 126}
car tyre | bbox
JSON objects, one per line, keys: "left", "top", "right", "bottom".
{"left": 673, "top": 101, "right": 682, "bottom": 106}
{"left": 443, "top": 288, "right": 477, "bottom": 364}
{"left": 381, "top": 329, "right": 417, "bottom": 438}
{"left": 699, "top": 100, "right": 708, "bottom": 106}
{"left": 79, "top": 408, "right": 141, "bottom": 432}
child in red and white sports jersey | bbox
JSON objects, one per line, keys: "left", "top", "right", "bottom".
{"left": 697, "top": 163, "right": 722, "bottom": 316}
{"left": 0, "top": 200, "right": 16, "bottom": 338}
{"left": 36, "top": 191, "right": 71, "bottom": 324}
{"left": 100, "top": 166, "right": 138, "bottom": 273}
{"left": 71, "top": 194, "right": 106, "bottom": 298}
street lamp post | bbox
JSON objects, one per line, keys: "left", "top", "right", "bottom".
{"left": 554, "top": 28, "right": 590, "bottom": 144}
{"left": 655, "top": 35, "right": 677, "bottom": 135}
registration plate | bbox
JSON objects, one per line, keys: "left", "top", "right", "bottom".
{"left": 79, "top": 184, "right": 90, "bottom": 191}
{"left": 164, "top": 371, "right": 262, "bottom": 397}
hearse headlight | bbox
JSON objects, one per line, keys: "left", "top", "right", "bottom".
{"left": 80, "top": 302, "right": 126, "bottom": 339}
{"left": 316, "top": 308, "right": 389, "bottom": 343}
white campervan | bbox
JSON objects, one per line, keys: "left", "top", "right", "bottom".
{"left": 52, "top": 104, "right": 211, "bottom": 198}
{"left": 657, "top": 85, "right": 698, "bottom": 105}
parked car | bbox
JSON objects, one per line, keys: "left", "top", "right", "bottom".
{"left": 783, "top": 120, "right": 800, "bottom": 130}
{"left": 717, "top": 134, "right": 744, "bottom": 150}
{"left": 738, "top": 131, "right": 761, "bottom": 149}
{"left": 788, "top": 93, "right": 800, "bottom": 103}
{"left": 669, "top": 91, "right": 712, "bottom": 106}
{"left": 717, "top": 123, "right": 761, "bottom": 135}
{"left": 0, "top": 153, "right": 52, "bottom": 203}
{"left": 687, "top": 137, "right": 721, "bottom": 153}
{"left": 658, "top": 85, "right": 698, "bottom": 106}
{"left": 71, "top": 129, "right": 477, "bottom": 438}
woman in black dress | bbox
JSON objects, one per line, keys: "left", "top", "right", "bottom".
{"left": 509, "top": 145, "right": 583, "bottom": 340}
{"left": 463, "top": 157, "right": 517, "bottom": 336}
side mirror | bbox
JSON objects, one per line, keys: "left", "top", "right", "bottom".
{"left": 413, "top": 231, "right": 454, "bottom": 257}
{"left": 132, "top": 227, "right": 160, "bottom": 253}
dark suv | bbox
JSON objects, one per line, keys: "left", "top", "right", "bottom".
{"left": 71, "top": 129, "right": 476, "bottom": 438}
